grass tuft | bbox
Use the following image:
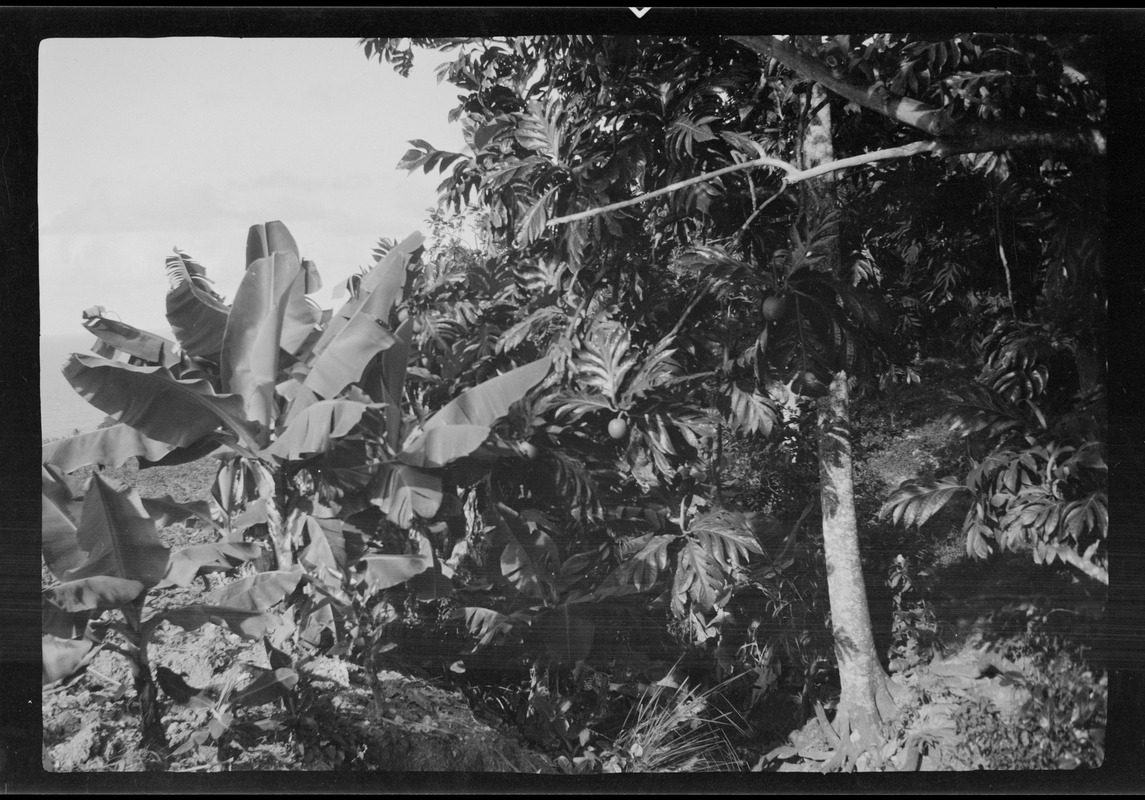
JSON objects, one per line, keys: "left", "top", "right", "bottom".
{"left": 610, "top": 680, "right": 744, "bottom": 772}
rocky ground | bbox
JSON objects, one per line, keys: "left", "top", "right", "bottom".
{"left": 42, "top": 457, "right": 552, "bottom": 773}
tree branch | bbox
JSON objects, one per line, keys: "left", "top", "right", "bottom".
{"left": 729, "top": 35, "right": 1106, "bottom": 159}
{"left": 547, "top": 141, "right": 939, "bottom": 229}
{"left": 546, "top": 154, "right": 797, "bottom": 226}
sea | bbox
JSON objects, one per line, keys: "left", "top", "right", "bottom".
{"left": 40, "top": 332, "right": 110, "bottom": 441}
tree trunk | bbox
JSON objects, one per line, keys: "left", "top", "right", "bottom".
{"left": 818, "top": 372, "right": 898, "bottom": 738}
{"left": 803, "top": 82, "right": 898, "bottom": 757}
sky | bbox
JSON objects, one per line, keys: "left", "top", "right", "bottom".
{"left": 38, "top": 38, "right": 469, "bottom": 337}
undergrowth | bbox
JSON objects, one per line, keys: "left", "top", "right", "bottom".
{"left": 951, "top": 644, "right": 1106, "bottom": 770}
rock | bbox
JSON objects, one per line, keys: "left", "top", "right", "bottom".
{"left": 44, "top": 710, "right": 100, "bottom": 771}
{"left": 303, "top": 656, "right": 353, "bottom": 689}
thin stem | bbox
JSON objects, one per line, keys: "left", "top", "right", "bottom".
{"left": 666, "top": 288, "right": 709, "bottom": 340}
{"left": 733, "top": 184, "right": 789, "bottom": 247}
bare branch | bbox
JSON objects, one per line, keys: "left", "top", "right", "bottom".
{"left": 546, "top": 154, "right": 797, "bottom": 227}
{"left": 547, "top": 141, "right": 941, "bottom": 229}
{"left": 729, "top": 35, "right": 1106, "bottom": 159}
{"left": 788, "top": 140, "right": 939, "bottom": 183}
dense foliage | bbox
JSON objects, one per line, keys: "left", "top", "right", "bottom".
{"left": 41, "top": 31, "right": 1106, "bottom": 773}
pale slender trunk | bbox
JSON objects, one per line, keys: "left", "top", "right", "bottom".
{"left": 803, "top": 83, "right": 897, "bottom": 742}
{"left": 818, "top": 372, "right": 898, "bottom": 732}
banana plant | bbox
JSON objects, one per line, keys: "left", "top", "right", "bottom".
{"left": 49, "top": 223, "right": 549, "bottom": 525}
{"left": 45, "top": 221, "right": 556, "bottom": 659}
{"left": 41, "top": 467, "right": 274, "bottom": 751}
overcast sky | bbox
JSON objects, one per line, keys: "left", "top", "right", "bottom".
{"left": 39, "top": 38, "right": 469, "bottom": 336}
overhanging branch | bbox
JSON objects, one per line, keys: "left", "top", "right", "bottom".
{"left": 547, "top": 140, "right": 939, "bottom": 228}
{"left": 729, "top": 35, "right": 1106, "bottom": 159}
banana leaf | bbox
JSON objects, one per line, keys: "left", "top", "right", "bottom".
{"left": 461, "top": 607, "right": 518, "bottom": 647}
{"left": 165, "top": 250, "right": 230, "bottom": 359}
{"left": 261, "top": 399, "right": 370, "bottom": 461}
{"left": 422, "top": 356, "right": 552, "bottom": 431}
{"left": 156, "top": 542, "right": 263, "bottom": 589}
{"left": 299, "top": 602, "right": 336, "bottom": 649}
{"left": 42, "top": 596, "right": 91, "bottom": 640}
{"left": 42, "top": 424, "right": 180, "bottom": 474}
{"left": 353, "top": 316, "right": 414, "bottom": 449}
{"left": 230, "top": 666, "right": 299, "bottom": 707}
{"left": 41, "top": 462, "right": 82, "bottom": 504}
{"left": 309, "top": 231, "right": 424, "bottom": 361}
{"left": 245, "top": 221, "right": 324, "bottom": 356}
{"left": 300, "top": 288, "right": 398, "bottom": 400}
{"left": 42, "top": 466, "right": 86, "bottom": 581}
{"left": 300, "top": 232, "right": 424, "bottom": 399}
{"left": 307, "top": 515, "right": 368, "bottom": 573}
{"left": 495, "top": 504, "right": 558, "bottom": 600}
{"left": 140, "top": 495, "right": 218, "bottom": 530}
{"left": 137, "top": 434, "right": 227, "bottom": 468}
{"left": 368, "top": 462, "right": 443, "bottom": 527}
{"left": 66, "top": 473, "right": 171, "bottom": 587}
{"left": 220, "top": 249, "right": 308, "bottom": 430}
{"left": 44, "top": 576, "right": 147, "bottom": 612}
{"left": 207, "top": 570, "right": 305, "bottom": 611}
{"left": 275, "top": 376, "right": 305, "bottom": 404}
{"left": 298, "top": 516, "right": 342, "bottom": 587}
{"left": 281, "top": 382, "right": 323, "bottom": 425}
{"left": 398, "top": 424, "right": 494, "bottom": 469}
{"left": 246, "top": 220, "right": 299, "bottom": 266}
{"left": 81, "top": 307, "right": 181, "bottom": 368}
{"left": 42, "top": 635, "right": 94, "bottom": 686}
{"left": 230, "top": 498, "right": 270, "bottom": 533}
{"left": 63, "top": 353, "right": 261, "bottom": 450}
{"left": 352, "top": 535, "right": 433, "bottom": 592}
{"left": 280, "top": 264, "right": 324, "bottom": 356}
{"left": 378, "top": 317, "right": 414, "bottom": 450}
{"left": 43, "top": 574, "right": 145, "bottom": 641}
